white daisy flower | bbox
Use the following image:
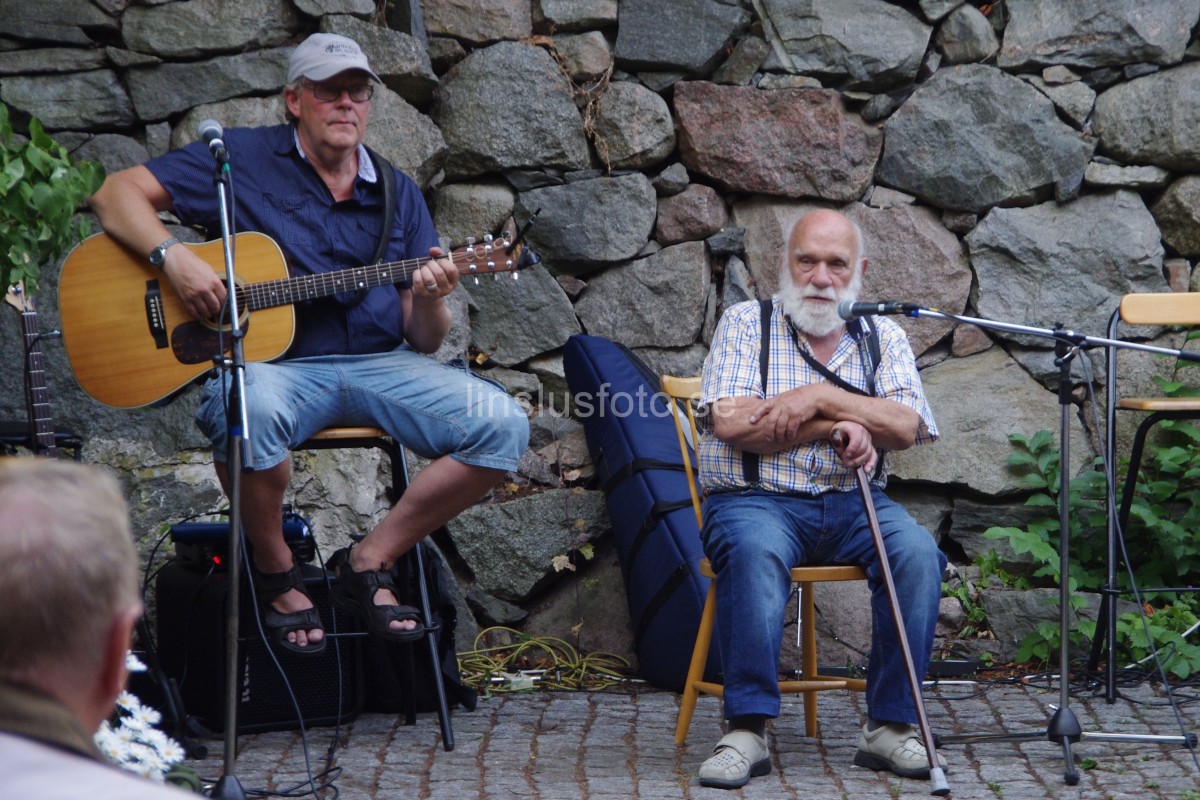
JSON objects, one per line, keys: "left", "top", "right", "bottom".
{"left": 131, "top": 704, "right": 162, "bottom": 727}
{"left": 158, "top": 739, "right": 186, "bottom": 765}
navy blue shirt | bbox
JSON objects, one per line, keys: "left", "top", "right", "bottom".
{"left": 148, "top": 124, "right": 439, "bottom": 358}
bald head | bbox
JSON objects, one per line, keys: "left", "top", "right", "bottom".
{"left": 786, "top": 210, "right": 867, "bottom": 275}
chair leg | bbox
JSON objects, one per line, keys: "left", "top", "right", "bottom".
{"left": 800, "top": 581, "right": 819, "bottom": 738}
{"left": 675, "top": 582, "right": 717, "bottom": 745}
{"left": 388, "top": 448, "right": 455, "bottom": 753}
{"left": 412, "top": 542, "right": 455, "bottom": 751}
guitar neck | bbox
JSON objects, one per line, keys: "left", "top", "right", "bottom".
{"left": 238, "top": 244, "right": 516, "bottom": 312}
{"left": 20, "top": 309, "right": 59, "bottom": 458}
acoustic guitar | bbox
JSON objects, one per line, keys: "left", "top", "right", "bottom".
{"left": 58, "top": 230, "right": 532, "bottom": 408}
{"left": 5, "top": 282, "right": 59, "bottom": 457}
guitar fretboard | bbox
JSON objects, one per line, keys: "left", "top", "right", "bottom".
{"left": 21, "top": 308, "right": 58, "bottom": 457}
{"left": 237, "top": 246, "right": 513, "bottom": 312}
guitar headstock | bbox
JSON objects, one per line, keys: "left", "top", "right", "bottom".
{"left": 5, "top": 281, "right": 32, "bottom": 312}
{"left": 456, "top": 215, "right": 541, "bottom": 284}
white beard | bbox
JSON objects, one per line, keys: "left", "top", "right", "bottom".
{"left": 778, "top": 268, "right": 864, "bottom": 338}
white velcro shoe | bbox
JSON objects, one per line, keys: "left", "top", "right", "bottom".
{"left": 698, "top": 730, "right": 771, "bottom": 789}
{"left": 854, "top": 723, "right": 948, "bottom": 779}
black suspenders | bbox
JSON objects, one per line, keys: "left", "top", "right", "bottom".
{"left": 741, "top": 299, "right": 880, "bottom": 487}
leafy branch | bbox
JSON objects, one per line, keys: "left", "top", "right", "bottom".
{"left": 1, "top": 103, "right": 104, "bottom": 294}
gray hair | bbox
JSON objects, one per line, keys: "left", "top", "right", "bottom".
{"left": 0, "top": 459, "right": 139, "bottom": 677}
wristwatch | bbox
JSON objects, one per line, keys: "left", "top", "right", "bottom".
{"left": 148, "top": 236, "right": 180, "bottom": 268}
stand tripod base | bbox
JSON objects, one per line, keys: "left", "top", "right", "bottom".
{"left": 208, "top": 775, "right": 247, "bottom": 799}
{"left": 936, "top": 705, "right": 1197, "bottom": 786}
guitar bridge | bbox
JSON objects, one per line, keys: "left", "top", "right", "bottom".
{"left": 144, "top": 280, "right": 168, "bottom": 350}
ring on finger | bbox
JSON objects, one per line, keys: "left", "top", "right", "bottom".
{"left": 425, "top": 283, "right": 438, "bottom": 291}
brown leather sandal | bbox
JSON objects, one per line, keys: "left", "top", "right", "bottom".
{"left": 330, "top": 546, "right": 426, "bottom": 644}
{"left": 253, "top": 564, "right": 326, "bottom": 656}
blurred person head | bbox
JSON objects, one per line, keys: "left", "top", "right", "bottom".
{"left": 0, "top": 459, "right": 142, "bottom": 732}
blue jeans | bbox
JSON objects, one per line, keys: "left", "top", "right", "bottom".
{"left": 702, "top": 488, "right": 946, "bottom": 725}
{"left": 196, "top": 348, "right": 529, "bottom": 472}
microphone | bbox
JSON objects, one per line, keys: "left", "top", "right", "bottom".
{"left": 837, "top": 299, "right": 920, "bottom": 321}
{"left": 196, "top": 118, "right": 228, "bottom": 164}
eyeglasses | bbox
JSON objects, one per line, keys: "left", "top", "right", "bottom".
{"left": 304, "top": 81, "right": 374, "bottom": 103}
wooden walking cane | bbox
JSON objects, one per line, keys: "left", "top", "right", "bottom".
{"left": 831, "top": 431, "right": 951, "bottom": 796}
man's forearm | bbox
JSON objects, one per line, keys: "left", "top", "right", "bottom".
{"left": 710, "top": 387, "right": 919, "bottom": 453}
{"left": 404, "top": 297, "right": 451, "bottom": 353}
{"left": 709, "top": 394, "right": 834, "bottom": 454}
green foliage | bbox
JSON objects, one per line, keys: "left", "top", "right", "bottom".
{"left": 942, "top": 580, "right": 988, "bottom": 638}
{"left": 0, "top": 103, "right": 104, "bottom": 294}
{"left": 982, "top": 426, "right": 1200, "bottom": 673}
{"left": 1115, "top": 604, "right": 1200, "bottom": 679}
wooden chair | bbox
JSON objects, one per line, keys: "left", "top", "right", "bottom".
{"left": 660, "top": 375, "right": 868, "bottom": 744}
{"left": 1094, "top": 292, "right": 1200, "bottom": 696}
{"left": 295, "top": 426, "right": 455, "bottom": 751}
{"left": 1104, "top": 292, "right": 1200, "bottom": 543}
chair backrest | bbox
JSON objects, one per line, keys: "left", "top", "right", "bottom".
{"left": 1120, "top": 292, "right": 1200, "bottom": 327}
{"left": 1108, "top": 292, "right": 1200, "bottom": 406}
{"left": 660, "top": 375, "right": 704, "bottom": 529}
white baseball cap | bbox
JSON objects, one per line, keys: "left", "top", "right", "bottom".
{"left": 287, "top": 33, "right": 382, "bottom": 85}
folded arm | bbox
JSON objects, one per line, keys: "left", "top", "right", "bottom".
{"left": 709, "top": 382, "right": 920, "bottom": 456}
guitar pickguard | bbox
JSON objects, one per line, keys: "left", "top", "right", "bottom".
{"left": 171, "top": 320, "right": 243, "bottom": 365}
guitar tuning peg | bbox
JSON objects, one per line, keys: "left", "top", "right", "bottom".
{"left": 483, "top": 233, "right": 494, "bottom": 244}
{"left": 472, "top": 276, "right": 480, "bottom": 285}
{"left": 511, "top": 272, "right": 518, "bottom": 280}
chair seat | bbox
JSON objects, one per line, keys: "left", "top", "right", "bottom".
{"left": 304, "top": 426, "right": 390, "bottom": 441}
{"left": 699, "top": 558, "right": 866, "bottom": 584}
{"left": 1117, "top": 397, "right": 1200, "bottom": 412}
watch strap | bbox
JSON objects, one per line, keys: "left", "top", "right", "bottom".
{"left": 150, "top": 236, "right": 180, "bottom": 267}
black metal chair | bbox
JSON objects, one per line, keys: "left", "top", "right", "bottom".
{"left": 296, "top": 426, "right": 455, "bottom": 750}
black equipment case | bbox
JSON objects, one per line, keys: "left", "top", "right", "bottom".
{"left": 563, "top": 334, "right": 719, "bottom": 691}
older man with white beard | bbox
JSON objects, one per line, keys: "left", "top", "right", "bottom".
{"left": 692, "top": 209, "right": 947, "bottom": 790}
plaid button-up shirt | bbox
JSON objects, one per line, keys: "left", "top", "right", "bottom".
{"left": 698, "top": 298, "right": 938, "bottom": 495}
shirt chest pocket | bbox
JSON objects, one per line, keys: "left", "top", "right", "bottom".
{"left": 354, "top": 213, "right": 403, "bottom": 266}
{"left": 262, "top": 193, "right": 322, "bottom": 239}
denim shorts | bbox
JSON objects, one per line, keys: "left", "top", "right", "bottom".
{"left": 195, "top": 347, "right": 529, "bottom": 472}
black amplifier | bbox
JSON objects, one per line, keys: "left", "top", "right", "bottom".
{"left": 154, "top": 560, "right": 363, "bottom": 734}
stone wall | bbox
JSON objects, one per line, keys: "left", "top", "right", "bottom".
{"left": 2, "top": 0, "right": 1198, "bottom": 669}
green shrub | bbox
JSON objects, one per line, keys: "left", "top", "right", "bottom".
{"left": 1, "top": 103, "right": 104, "bottom": 294}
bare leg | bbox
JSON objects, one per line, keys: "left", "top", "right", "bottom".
{"left": 215, "top": 460, "right": 323, "bottom": 648}
{"left": 347, "top": 456, "right": 506, "bottom": 634}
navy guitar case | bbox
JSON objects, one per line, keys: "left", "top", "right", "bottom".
{"left": 563, "top": 334, "right": 720, "bottom": 691}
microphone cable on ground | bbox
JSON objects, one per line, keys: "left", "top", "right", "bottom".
{"left": 457, "top": 626, "right": 636, "bottom": 694}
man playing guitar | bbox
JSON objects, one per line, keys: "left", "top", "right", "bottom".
{"left": 87, "top": 33, "right": 528, "bottom": 655}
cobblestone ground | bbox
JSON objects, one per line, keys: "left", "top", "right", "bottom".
{"left": 192, "top": 680, "right": 1199, "bottom": 799}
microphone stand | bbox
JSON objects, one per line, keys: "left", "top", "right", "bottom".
{"left": 900, "top": 307, "right": 1196, "bottom": 784}
{"left": 205, "top": 143, "right": 251, "bottom": 800}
